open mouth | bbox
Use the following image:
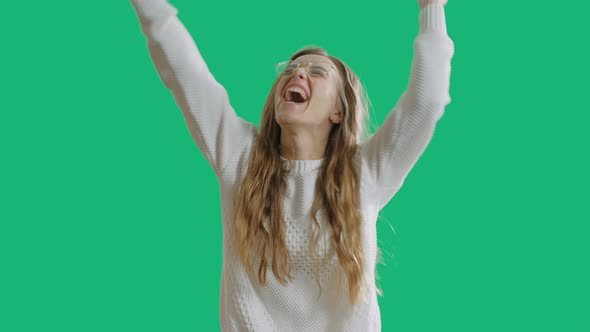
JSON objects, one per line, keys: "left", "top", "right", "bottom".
{"left": 283, "top": 88, "right": 310, "bottom": 104}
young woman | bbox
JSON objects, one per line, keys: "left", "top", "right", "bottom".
{"left": 131, "top": 0, "right": 453, "bottom": 331}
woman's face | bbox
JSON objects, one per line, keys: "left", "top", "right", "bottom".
{"left": 274, "top": 54, "right": 342, "bottom": 128}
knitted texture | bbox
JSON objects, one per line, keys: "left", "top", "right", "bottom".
{"left": 131, "top": 1, "right": 454, "bottom": 331}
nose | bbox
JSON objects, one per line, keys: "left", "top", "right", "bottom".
{"left": 292, "top": 66, "right": 307, "bottom": 79}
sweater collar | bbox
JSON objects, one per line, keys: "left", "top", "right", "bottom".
{"left": 280, "top": 155, "right": 324, "bottom": 173}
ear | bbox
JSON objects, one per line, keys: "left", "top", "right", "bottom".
{"left": 330, "top": 111, "right": 342, "bottom": 124}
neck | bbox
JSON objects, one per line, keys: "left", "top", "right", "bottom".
{"left": 279, "top": 126, "right": 329, "bottom": 160}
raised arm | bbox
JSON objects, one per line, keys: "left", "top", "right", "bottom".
{"left": 130, "top": 0, "right": 256, "bottom": 175}
{"left": 359, "top": 1, "right": 454, "bottom": 210}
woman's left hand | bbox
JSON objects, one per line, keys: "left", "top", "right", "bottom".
{"left": 419, "top": 0, "right": 448, "bottom": 8}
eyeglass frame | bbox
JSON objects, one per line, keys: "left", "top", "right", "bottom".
{"left": 275, "top": 60, "right": 337, "bottom": 78}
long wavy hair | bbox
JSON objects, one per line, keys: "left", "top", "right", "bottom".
{"left": 232, "top": 46, "right": 374, "bottom": 304}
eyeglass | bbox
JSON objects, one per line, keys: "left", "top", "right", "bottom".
{"left": 275, "top": 60, "right": 336, "bottom": 78}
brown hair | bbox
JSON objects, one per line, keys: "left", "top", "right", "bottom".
{"left": 232, "top": 46, "right": 374, "bottom": 304}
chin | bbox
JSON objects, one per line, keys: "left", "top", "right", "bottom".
{"left": 275, "top": 111, "right": 298, "bottom": 126}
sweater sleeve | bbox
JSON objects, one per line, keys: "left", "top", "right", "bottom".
{"left": 130, "top": 0, "right": 256, "bottom": 175}
{"left": 359, "top": 3, "right": 455, "bottom": 210}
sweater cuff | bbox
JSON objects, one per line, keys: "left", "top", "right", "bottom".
{"left": 131, "top": 0, "right": 178, "bottom": 25}
{"left": 419, "top": 2, "right": 448, "bottom": 34}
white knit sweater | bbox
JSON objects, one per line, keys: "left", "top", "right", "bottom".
{"left": 131, "top": 1, "right": 454, "bottom": 331}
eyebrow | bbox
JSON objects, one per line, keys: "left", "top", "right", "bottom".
{"left": 292, "top": 60, "right": 332, "bottom": 66}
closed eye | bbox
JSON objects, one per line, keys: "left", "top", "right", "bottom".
{"left": 310, "top": 66, "right": 329, "bottom": 76}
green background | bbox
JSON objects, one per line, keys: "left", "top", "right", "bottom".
{"left": 1, "top": 0, "right": 588, "bottom": 331}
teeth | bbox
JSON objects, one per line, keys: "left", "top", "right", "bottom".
{"left": 284, "top": 85, "right": 309, "bottom": 102}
